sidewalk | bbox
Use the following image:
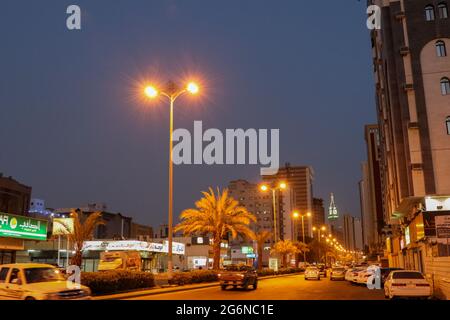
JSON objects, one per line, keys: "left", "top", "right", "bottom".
{"left": 94, "top": 273, "right": 302, "bottom": 300}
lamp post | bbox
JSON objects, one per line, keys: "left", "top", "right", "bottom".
{"left": 292, "top": 211, "right": 312, "bottom": 262}
{"left": 260, "top": 182, "right": 287, "bottom": 243}
{"left": 312, "top": 225, "right": 327, "bottom": 263}
{"left": 144, "top": 80, "right": 199, "bottom": 275}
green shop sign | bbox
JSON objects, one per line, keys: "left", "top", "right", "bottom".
{"left": 0, "top": 212, "right": 48, "bottom": 241}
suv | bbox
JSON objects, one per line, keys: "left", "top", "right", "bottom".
{"left": 218, "top": 265, "right": 258, "bottom": 290}
{"left": 0, "top": 263, "right": 91, "bottom": 300}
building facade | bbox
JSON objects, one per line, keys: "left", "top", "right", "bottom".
{"left": 369, "top": 0, "right": 450, "bottom": 299}
{"left": 262, "top": 164, "right": 315, "bottom": 238}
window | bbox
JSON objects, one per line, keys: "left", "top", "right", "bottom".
{"left": 446, "top": 117, "right": 450, "bottom": 135}
{"left": 441, "top": 78, "right": 450, "bottom": 95}
{"left": 438, "top": 3, "right": 449, "bottom": 18}
{"left": 0, "top": 268, "right": 9, "bottom": 283}
{"left": 425, "top": 5, "right": 436, "bottom": 21}
{"left": 436, "top": 41, "right": 447, "bottom": 57}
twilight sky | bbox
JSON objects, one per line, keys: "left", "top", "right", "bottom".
{"left": 0, "top": 0, "right": 376, "bottom": 227}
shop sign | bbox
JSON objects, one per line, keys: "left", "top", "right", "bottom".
{"left": 82, "top": 240, "right": 185, "bottom": 255}
{"left": 269, "top": 258, "right": 278, "bottom": 272}
{"left": 0, "top": 212, "right": 47, "bottom": 241}
{"left": 435, "top": 215, "right": 450, "bottom": 239}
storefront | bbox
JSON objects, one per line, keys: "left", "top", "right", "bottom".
{"left": 0, "top": 212, "right": 48, "bottom": 263}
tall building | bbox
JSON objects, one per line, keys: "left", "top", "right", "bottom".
{"left": 369, "top": 0, "right": 450, "bottom": 299}
{"left": 359, "top": 125, "right": 385, "bottom": 255}
{"left": 228, "top": 180, "right": 275, "bottom": 267}
{"left": 343, "top": 214, "right": 364, "bottom": 252}
{"left": 262, "top": 164, "right": 314, "bottom": 238}
{"left": 0, "top": 174, "right": 32, "bottom": 216}
{"left": 312, "top": 198, "right": 325, "bottom": 227}
{"left": 326, "top": 193, "right": 344, "bottom": 242}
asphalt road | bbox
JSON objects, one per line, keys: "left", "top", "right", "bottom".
{"left": 125, "top": 274, "right": 385, "bottom": 300}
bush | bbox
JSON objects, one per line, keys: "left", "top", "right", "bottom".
{"left": 81, "top": 270, "right": 155, "bottom": 295}
{"left": 257, "top": 267, "right": 303, "bottom": 277}
{"left": 168, "top": 270, "right": 218, "bottom": 286}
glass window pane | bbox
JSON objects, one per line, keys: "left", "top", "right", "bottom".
{"left": 426, "top": 6, "right": 436, "bottom": 21}
{"left": 446, "top": 117, "right": 450, "bottom": 135}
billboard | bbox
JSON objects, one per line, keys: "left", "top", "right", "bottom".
{"left": 435, "top": 215, "right": 450, "bottom": 239}
{"left": 52, "top": 218, "right": 75, "bottom": 236}
{"left": 0, "top": 212, "right": 48, "bottom": 241}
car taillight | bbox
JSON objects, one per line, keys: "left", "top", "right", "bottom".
{"left": 416, "top": 284, "right": 430, "bottom": 287}
{"left": 392, "top": 283, "right": 407, "bottom": 287}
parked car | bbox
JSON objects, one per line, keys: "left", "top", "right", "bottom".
{"left": 384, "top": 270, "right": 432, "bottom": 300}
{"left": 0, "top": 263, "right": 91, "bottom": 300}
{"left": 380, "top": 268, "right": 403, "bottom": 287}
{"left": 330, "top": 267, "right": 346, "bottom": 281}
{"left": 218, "top": 265, "right": 258, "bottom": 290}
{"left": 304, "top": 267, "right": 321, "bottom": 280}
{"left": 354, "top": 268, "right": 374, "bottom": 285}
{"left": 317, "top": 264, "right": 327, "bottom": 278}
{"left": 345, "top": 267, "right": 365, "bottom": 283}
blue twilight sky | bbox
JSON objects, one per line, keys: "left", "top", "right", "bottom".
{"left": 0, "top": 0, "right": 375, "bottom": 226}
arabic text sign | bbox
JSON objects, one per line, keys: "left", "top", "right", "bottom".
{"left": 82, "top": 240, "right": 185, "bottom": 255}
{"left": 435, "top": 215, "right": 450, "bottom": 239}
{"left": 0, "top": 212, "right": 48, "bottom": 241}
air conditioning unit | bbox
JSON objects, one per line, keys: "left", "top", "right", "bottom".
{"left": 400, "top": 46, "right": 410, "bottom": 56}
{"left": 404, "top": 83, "right": 414, "bottom": 91}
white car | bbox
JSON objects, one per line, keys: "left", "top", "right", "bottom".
{"left": 0, "top": 263, "right": 91, "bottom": 300}
{"left": 345, "top": 267, "right": 364, "bottom": 283}
{"left": 384, "top": 270, "right": 432, "bottom": 300}
{"left": 304, "top": 267, "right": 320, "bottom": 280}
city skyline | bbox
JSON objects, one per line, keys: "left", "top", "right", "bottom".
{"left": 0, "top": 1, "right": 375, "bottom": 227}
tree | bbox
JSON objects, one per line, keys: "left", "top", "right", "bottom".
{"left": 175, "top": 187, "right": 256, "bottom": 270}
{"left": 293, "top": 241, "right": 310, "bottom": 263}
{"left": 271, "top": 240, "right": 299, "bottom": 268}
{"left": 252, "top": 230, "right": 272, "bottom": 271}
{"left": 58, "top": 210, "right": 104, "bottom": 267}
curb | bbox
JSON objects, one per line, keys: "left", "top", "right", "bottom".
{"left": 94, "top": 272, "right": 303, "bottom": 300}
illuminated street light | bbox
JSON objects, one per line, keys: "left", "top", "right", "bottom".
{"left": 143, "top": 80, "right": 201, "bottom": 276}
{"left": 260, "top": 181, "right": 288, "bottom": 242}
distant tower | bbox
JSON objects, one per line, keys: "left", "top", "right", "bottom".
{"left": 328, "top": 193, "right": 339, "bottom": 221}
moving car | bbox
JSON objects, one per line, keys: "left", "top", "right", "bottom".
{"left": 304, "top": 267, "right": 320, "bottom": 280}
{"left": 0, "top": 263, "right": 91, "bottom": 300}
{"left": 330, "top": 267, "right": 346, "bottom": 281}
{"left": 218, "top": 265, "right": 258, "bottom": 290}
{"left": 384, "top": 270, "right": 432, "bottom": 300}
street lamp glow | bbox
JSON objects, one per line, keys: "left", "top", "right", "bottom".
{"left": 144, "top": 85, "right": 159, "bottom": 98}
{"left": 279, "top": 182, "right": 287, "bottom": 190}
{"left": 306, "top": 212, "right": 312, "bottom": 217}
{"left": 292, "top": 211, "right": 300, "bottom": 219}
{"left": 186, "top": 82, "right": 199, "bottom": 95}
{"left": 312, "top": 226, "right": 317, "bottom": 231}
{"left": 260, "top": 184, "right": 269, "bottom": 192}
{"left": 321, "top": 226, "right": 326, "bottom": 231}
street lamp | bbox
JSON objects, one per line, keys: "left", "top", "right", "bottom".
{"left": 260, "top": 181, "right": 287, "bottom": 243}
{"left": 144, "top": 80, "right": 200, "bottom": 275}
{"left": 292, "top": 211, "right": 312, "bottom": 262}
{"left": 312, "top": 225, "right": 326, "bottom": 264}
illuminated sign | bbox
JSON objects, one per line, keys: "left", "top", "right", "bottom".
{"left": 405, "top": 227, "right": 411, "bottom": 246}
{"left": 52, "top": 218, "right": 75, "bottom": 236}
{"left": 241, "top": 246, "right": 254, "bottom": 254}
{"left": 0, "top": 212, "right": 47, "bottom": 241}
{"left": 82, "top": 240, "right": 185, "bottom": 255}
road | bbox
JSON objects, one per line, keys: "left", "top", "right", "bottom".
{"left": 125, "top": 274, "right": 385, "bottom": 300}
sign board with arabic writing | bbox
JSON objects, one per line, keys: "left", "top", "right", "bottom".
{"left": 0, "top": 212, "right": 48, "bottom": 241}
{"left": 435, "top": 215, "right": 450, "bottom": 239}
{"left": 82, "top": 240, "right": 185, "bottom": 255}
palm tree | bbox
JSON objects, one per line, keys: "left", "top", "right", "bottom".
{"left": 271, "top": 240, "right": 299, "bottom": 268}
{"left": 252, "top": 230, "right": 272, "bottom": 272}
{"left": 58, "top": 210, "right": 104, "bottom": 267}
{"left": 293, "top": 241, "right": 310, "bottom": 263}
{"left": 175, "top": 187, "right": 256, "bottom": 270}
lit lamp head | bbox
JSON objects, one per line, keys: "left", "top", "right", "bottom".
{"left": 144, "top": 85, "right": 159, "bottom": 98}
{"left": 292, "top": 211, "right": 300, "bottom": 219}
{"left": 306, "top": 212, "right": 312, "bottom": 218}
{"left": 321, "top": 226, "right": 326, "bottom": 231}
{"left": 279, "top": 182, "right": 287, "bottom": 190}
{"left": 312, "top": 226, "right": 317, "bottom": 231}
{"left": 186, "top": 82, "right": 199, "bottom": 95}
{"left": 260, "top": 184, "right": 269, "bottom": 192}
